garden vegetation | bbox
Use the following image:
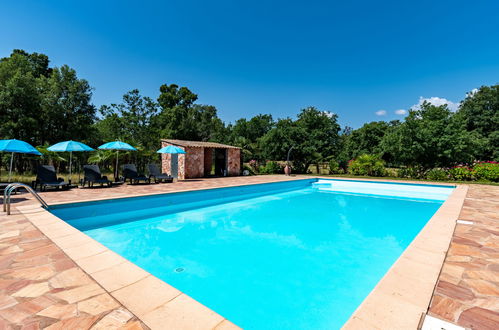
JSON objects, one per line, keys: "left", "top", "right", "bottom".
{"left": 1, "top": 50, "right": 498, "bottom": 182}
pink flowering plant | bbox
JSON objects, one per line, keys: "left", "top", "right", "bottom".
{"left": 448, "top": 164, "right": 473, "bottom": 181}
{"left": 472, "top": 161, "right": 499, "bottom": 182}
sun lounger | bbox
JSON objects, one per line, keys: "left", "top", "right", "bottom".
{"left": 36, "top": 165, "right": 70, "bottom": 191}
{"left": 123, "top": 164, "right": 150, "bottom": 184}
{"left": 148, "top": 164, "right": 173, "bottom": 183}
{"left": 83, "top": 165, "right": 112, "bottom": 188}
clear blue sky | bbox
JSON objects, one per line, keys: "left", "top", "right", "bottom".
{"left": 2, "top": 0, "right": 499, "bottom": 127}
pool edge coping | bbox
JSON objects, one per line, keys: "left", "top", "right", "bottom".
{"left": 15, "top": 205, "right": 241, "bottom": 330}
{"left": 343, "top": 184, "right": 468, "bottom": 329}
{"left": 15, "top": 176, "right": 465, "bottom": 329}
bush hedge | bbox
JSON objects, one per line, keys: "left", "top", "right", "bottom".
{"left": 342, "top": 155, "right": 499, "bottom": 183}
{"left": 347, "top": 154, "right": 386, "bottom": 177}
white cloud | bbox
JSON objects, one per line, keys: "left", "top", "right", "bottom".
{"left": 394, "top": 109, "right": 407, "bottom": 115}
{"left": 466, "top": 88, "right": 478, "bottom": 98}
{"left": 413, "top": 96, "right": 460, "bottom": 112}
{"left": 322, "top": 111, "right": 335, "bottom": 118}
{"left": 375, "top": 110, "right": 387, "bottom": 116}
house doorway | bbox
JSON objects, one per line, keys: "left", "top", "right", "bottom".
{"left": 213, "top": 148, "right": 227, "bottom": 176}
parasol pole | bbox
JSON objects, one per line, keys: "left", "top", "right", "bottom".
{"left": 8, "top": 152, "right": 14, "bottom": 182}
{"left": 69, "top": 151, "right": 73, "bottom": 182}
{"left": 115, "top": 150, "right": 119, "bottom": 182}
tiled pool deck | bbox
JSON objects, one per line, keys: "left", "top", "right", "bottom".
{"left": 0, "top": 175, "right": 497, "bottom": 329}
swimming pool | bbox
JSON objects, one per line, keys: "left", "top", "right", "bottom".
{"left": 51, "top": 179, "right": 454, "bottom": 329}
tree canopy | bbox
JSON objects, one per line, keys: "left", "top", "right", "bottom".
{"left": 0, "top": 50, "right": 95, "bottom": 146}
{"left": 0, "top": 49, "right": 498, "bottom": 174}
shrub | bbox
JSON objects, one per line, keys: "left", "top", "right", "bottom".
{"left": 348, "top": 154, "right": 386, "bottom": 176}
{"left": 329, "top": 159, "right": 341, "bottom": 174}
{"left": 242, "top": 164, "right": 255, "bottom": 175}
{"left": 259, "top": 161, "right": 283, "bottom": 174}
{"left": 472, "top": 161, "right": 499, "bottom": 182}
{"left": 397, "top": 166, "right": 425, "bottom": 179}
{"left": 448, "top": 165, "right": 473, "bottom": 181}
{"left": 385, "top": 168, "right": 398, "bottom": 177}
{"left": 426, "top": 168, "right": 448, "bottom": 181}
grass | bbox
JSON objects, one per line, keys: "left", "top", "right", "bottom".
{"left": 0, "top": 171, "right": 116, "bottom": 186}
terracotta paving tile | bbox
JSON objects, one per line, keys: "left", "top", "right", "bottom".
{"left": 36, "top": 303, "right": 77, "bottom": 319}
{"left": 428, "top": 295, "right": 464, "bottom": 322}
{"left": 52, "top": 283, "right": 104, "bottom": 304}
{"left": 462, "top": 279, "right": 499, "bottom": 296}
{"left": 120, "top": 320, "right": 149, "bottom": 330}
{"left": 0, "top": 305, "right": 31, "bottom": 323}
{"left": 12, "top": 283, "right": 50, "bottom": 298}
{"left": 0, "top": 294, "right": 17, "bottom": 310}
{"left": 89, "top": 307, "right": 134, "bottom": 329}
{"left": 77, "top": 293, "right": 120, "bottom": 315}
{"left": 48, "top": 268, "right": 94, "bottom": 289}
{"left": 20, "top": 296, "right": 55, "bottom": 313}
{"left": 44, "top": 314, "right": 100, "bottom": 330}
{"left": 62, "top": 241, "right": 107, "bottom": 261}
{"left": 7, "top": 265, "right": 55, "bottom": 281}
{"left": 142, "top": 294, "right": 224, "bottom": 330}
{"left": 75, "top": 250, "right": 126, "bottom": 274}
{"left": 429, "top": 184, "right": 499, "bottom": 329}
{"left": 457, "top": 307, "right": 499, "bottom": 330}
{"left": 111, "top": 275, "right": 181, "bottom": 316}
{"left": 90, "top": 262, "right": 148, "bottom": 292}
{"left": 53, "top": 259, "right": 75, "bottom": 272}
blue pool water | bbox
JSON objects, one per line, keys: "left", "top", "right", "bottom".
{"left": 51, "top": 179, "right": 453, "bottom": 329}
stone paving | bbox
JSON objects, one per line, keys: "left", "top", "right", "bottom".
{"left": 0, "top": 213, "right": 148, "bottom": 329}
{"left": 0, "top": 176, "right": 498, "bottom": 329}
{"left": 428, "top": 184, "right": 499, "bottom": 329}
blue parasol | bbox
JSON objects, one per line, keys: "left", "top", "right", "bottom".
{"left": 156, "top": 145, "right": 186, "bottom": 154}
{"left": 157, "top": 145, "right": 186, "bottom": 180}
{"left": 98, "top": 141, "right": 137, "bottom": 181}
{"left": 0, "top": 139, "right": 42, "bottom": 182}
{"left": 48, "top": 140, "right": 94, "bottom": 179}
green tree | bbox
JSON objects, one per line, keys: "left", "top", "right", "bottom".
{"left": 457, "top": 85, "right": 499, "bottom": 160}
{"left": 228, "top": 114, "right": 274, "bottom": 161}
{"left": 0, "top": 50, "right": 95, "bottom": 146}
{"left": 39, "top": 65, "right": 96, "bottom": 145}
{"left": 259, "top": 107, "right": 340, "bottom": 173}
{"left": 0, "top": 50, "right": 44, "bottom": 144}
{"left": 344, "top": 121, "right": 399, "bottom": 159}
{"left": 96, "top": 89, "right": 158, "bottom": 148}
{"left": 381, "top": 102, "right": 477, "bottom": 173}
{"left": 155, "top": 83, "right": 225, "bottom": 141}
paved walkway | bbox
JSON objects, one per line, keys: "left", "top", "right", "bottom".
{"left": 0, "top": 176, "right": 498, "bottom": 329}
{"left": 428, "top": 184, "right": 499, "bottom": 329}
{"left": 0, "top": 212, "right": 148, "bottom": 329}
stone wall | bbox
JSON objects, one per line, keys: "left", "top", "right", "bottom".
{"left": 160, "top": 140, "right": 241, "bottom": 179}
{"left": 227, "top": 148, "right": 241, "bottom": 176}
{"left": 184, "top": 147, "right": 204, "bottom": 178}
{"left": 160, "top": 140, "right": 172, "bottom": 175}
{"left": 160, "top": 141, "right": 186, "bottom": 179}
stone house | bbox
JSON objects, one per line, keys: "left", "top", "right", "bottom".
{"left": 160, "top": 139, "right": 241, "bottom": 179}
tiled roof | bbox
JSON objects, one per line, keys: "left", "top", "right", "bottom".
{"left": 161, "top": 139, "right": 240, "bottom": 149}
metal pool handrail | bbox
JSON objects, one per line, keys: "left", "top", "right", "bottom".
{"left": 3, "top": 183, "right": 49, "bottom": 215}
